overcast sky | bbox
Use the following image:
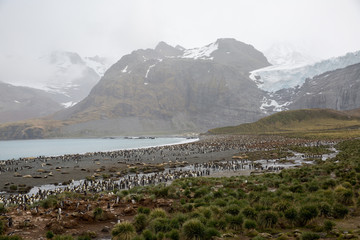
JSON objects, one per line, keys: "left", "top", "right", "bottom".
{"left": 1, "top": 0, "right": 360, "bottom": 85}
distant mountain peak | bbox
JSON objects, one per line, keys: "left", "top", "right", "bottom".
{"left": 155, "top": 41, "right": 183, "bottom": 57}
{"left": 215, "top": 38, "right": 238, "bottom": 44}
{"left": 155, "top": 41, "right": 173, "bottom": 50}
{"left": 175, "top": 45, "right": 185, "bottom": 51}
{"left": 264, "top": 42, "right": 318, "bottom": 67}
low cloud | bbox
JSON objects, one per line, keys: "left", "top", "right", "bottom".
{"left": 0, "top": 0, "right": 360, "bottom": 86}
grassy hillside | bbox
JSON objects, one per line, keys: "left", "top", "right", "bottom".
{"left": 208, "top": 109, "right": 360, "bottom": 138}
{"left": 345, "top": 108, "right": 360, "bottom": 118}
{"left": 2, "top": 108, "right": 360, "bottom": 140}
{"left": 0, "top": 118, "right": 66, "bottom": 139}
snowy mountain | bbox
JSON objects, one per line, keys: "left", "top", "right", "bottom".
{"left": 2, "top": 38, "right": 360, "bottom": 140}
{"left": 52, "top": 38, "right": 270, "bottom": 136}
{"left": 254, "top": 50, "right": 360, "bottom": 115}
{"left": 250, "top": 50, "right": 360, "bottom": 93}
{"left": 36, "top": 51, "right": 112, "bottom": 107}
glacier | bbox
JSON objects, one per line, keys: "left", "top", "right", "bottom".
{"left": 251, "top": 50, "right": 360, "bottom": 92}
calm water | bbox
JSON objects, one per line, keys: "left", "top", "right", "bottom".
{"left": 0, "top": 137, "right": 197, "bottom": 161}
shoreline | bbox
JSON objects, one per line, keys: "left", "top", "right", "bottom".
{"left": 0, "top": 135, "right": 229, "bottom": 192}
{"left": 0, "top": 135, "right": 325, "bottom": 193}
{"left": 0, "top": 137, "right": 199, "bottom": 161}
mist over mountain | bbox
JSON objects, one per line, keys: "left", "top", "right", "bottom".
{"left": 37, "top": 51, "right": 112, "bottom": 107}
{"left": 263, "top": 42, "right": 318, "bottom": 67}
{"left": 1, "top": 51, "right": 112, "bottom": 108}
{"left": 0, "top": 82, "right": 63, "bottom": 123}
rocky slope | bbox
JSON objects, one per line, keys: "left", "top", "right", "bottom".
{"left": 0, "top": 82, "right": 63, "bottom": 123}
{"left": 289, "top": 63, "right": 360, "bottom": 110}
{"left": 261, "top": 63, "right": 360, "bottom": 114}
{"left": 208, "top": 108, "right": 360, "bottom": 138}
{"left": 256, "top": 53, "right": 360, "bottom": 114}
{"left": 53, "top": 38, "right": 271, "bottom": 136}
{"left": 250, "top": 50, "right": 360, "bottom": 93}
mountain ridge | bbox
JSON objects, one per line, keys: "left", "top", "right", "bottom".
{"left": 51, "top": 38, "right": 271, "bottom": 136}
{"left": 207, "top": 108, "right": 360, "bottom": 138}
{"left": 1, "top": 39, "right": 360, "bottom": 140}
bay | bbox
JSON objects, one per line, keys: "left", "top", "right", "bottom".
{"left": 0, "top": 137, "right": 197, "bottom": 161}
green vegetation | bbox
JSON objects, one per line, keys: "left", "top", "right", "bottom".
{"left": 181, "top": 219, "right": 205, "bottom": 240}
{"left": 106, "top": 139, "right": 360, "bottom": 239}
{"left": 244, "top": 149, "right": 294, "bottom": 161}
{"left": 289, "top": 145, "right": 333, "bottom": 155}
{"left": 93, "top": 207, "right": 104, "bottom": 221}
{"left": 0, "top": 221, "right": 4, "bottom": 235}
{"left": 111, "top": 221, "right": 136, "bottom": 240}
{"left": 0, "top": 236, "right": 23, "bottom": 240}
{"left": 0, "top": 204, "right": 6, "bottom": 214}
{"left": 208, "top": 109, "right": 360, "bottom": 138}
{"left": 3, "top": 137, "right": 360, "bottom": 239}
{"left": 46, "top": 230, "right": 54, "bottom": 239}
{"left": 38, "top": 196, "right": 58, "bottom": 209}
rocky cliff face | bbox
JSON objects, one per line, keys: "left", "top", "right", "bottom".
{"left": 289, "top": 63, "right": 360, "bottom": 110}
{"left": 253, "top": 51, "right": 360, "bottom": 115}
{"left": 54, "top": 39, "right": 271, "bottom": 135}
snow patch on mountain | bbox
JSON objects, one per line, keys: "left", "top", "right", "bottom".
{"left": 121, "top": 65, "right": 128, "bottom": 73}
{"left": 62, "top": 101, "right": 78, "bottom": 108}
{"left": 145, "top": 64, "right": 156, "bottom": 78}
{"left": 84, "top": 55, "right": 111, "bottom": 76}
{"left": 260, "top": 96, "right": 292, "bottom": 114}
{"left": 182, "top": 42, "right": 218, "bottom": 60}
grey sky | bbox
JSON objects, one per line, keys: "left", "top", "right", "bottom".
{"left": 1, "top": 0, "right": 360, "bottom": 84}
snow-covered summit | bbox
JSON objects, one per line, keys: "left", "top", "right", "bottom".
{"left": 182, "top": 42, "right": 218, "bottom": 60}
